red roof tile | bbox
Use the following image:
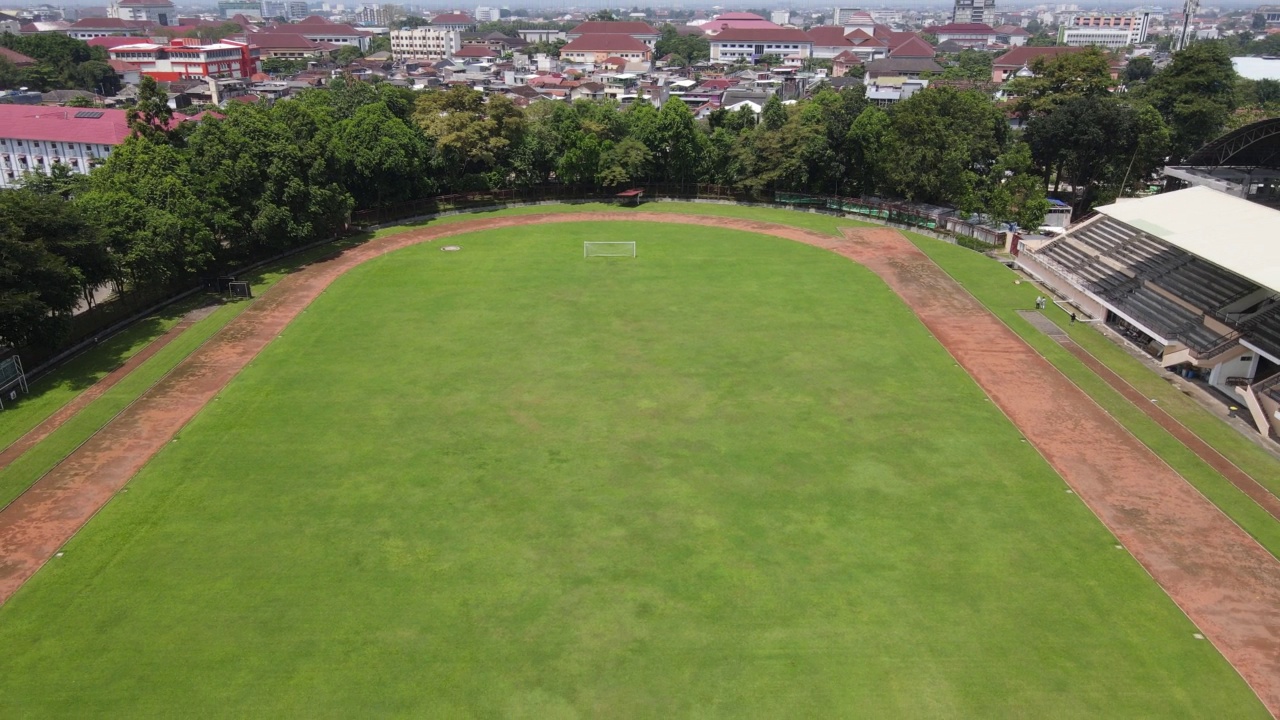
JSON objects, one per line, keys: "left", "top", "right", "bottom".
{"left": 710, "top": 27, "right": 813, "bottom": 42}
{"left": 560, "top": 33, "right": 650, "bottom": 53}
{"left": 429, "top": 13, "right": 474, "bottom": 25}
{"left": 454, "top": 44, "right": 497, "bottom": 58}
{"left": 0, "top": 47, "right": 36, "bottom": 66}
{"left": 806, "top": 26, "right": 854, "bottom": 47}
{"left": 295, "top": 15, "right": 333, "bottom": 24}
{"left": 889, "top": 36, "right": 936, "bottom": 57}
{"left": 68, "top": 17, "right": 153, "bottom": 29}
{"left": 568, "top": 20, "right": 657, "bottom": 35}
{"left": 0, "top": 106, "right": 132, "bottom": 145}
{"left": 931, "top": 23, "right": 996, "bottom": 33}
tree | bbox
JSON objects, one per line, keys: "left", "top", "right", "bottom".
{"left": 1026, "top": 32, "right": 1057, "bottom": 47}
{"left": 334, "top": 102, "right": 437, "bottom": 207}
{"left": 653, "top": 98, "right": 703, "bottom": 184}
{"left": 334, "top": 45, "right": 364, "bottom": 65}
{"left": 1008, "top": 47, "right": 1112, "bottom": 115}
{"left": 845, "top": 105, "right": 890, "bottom": 196}
{"left": 1123, "top": 56, "right": 1155, "bottom": 84}
{"left": 878, "top": 87, "right": 1007, "bottom": 209}
{"left": 1253, "top": 13, "right": 1267, "bottom": 31}
{"left": 591, "top": 9, "right": 616, "bottom": 20}
{"left": 654, "top": 24, "right": 710, "bottom": 63}
{"left": 263, "top": 57, "right": 308, "bottom": 75}
{"left": 597, "top": 137, "right": 652, "bottom": 186}
{"left": 126, "top": 76, "right": 175, "bottom": 144}
{"left": 761, "top": 94, "right": 787, "bottom": 131}
{"left": 982, "top": 142, "right": 1050, "bottom": 229}
{"left": 413, "top": 86, "right": 525, "bottom": 187}
{"left": 758, "top": 53, "right": 782, "bottom": 67}
{"left": 941, "top": 49, "right": 994, "bottom": 82}
{"left": 1141, "top": 40, "right": 1238, "bottom": 159}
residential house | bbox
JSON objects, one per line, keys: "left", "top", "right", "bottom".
{"left": 832, "top": 50, "right": 863, "bottom": 77}
{"left": 993, "top": 24, "right": 1030, "bottom": 46}
{"left": 0, "top": 47, "right": 36, "bottom": 67}
{"left": 930, "top": 22, "right": 997, "bottom": 48}
{"left": 887, "top": 35, "right": 936, "bottom": 58}
{"left": 559, "top": 33, "right": 652, "bottom": 65}
{"left": 806, "top": 26, "right": 858, "bottom": 60}
{"left": 990, "top": 46, "right": 1087, "bottom": 82}
{"left": 863, "top": 57, "right": 943, "bottom": 83}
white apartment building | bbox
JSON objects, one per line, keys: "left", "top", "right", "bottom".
{"left": 1059, "top": 26, "right": 1133, "bottom": 48}
{"left": 708, "top": 27, "right": 814, "bottom": 62}
{"left": 0, "top": 106, "right": 130, "bottom": 189}
{"left": 474, "top": 6, "right": 500, "bottom": 22}
{"left": 107, "top": 0, "right": 174, "bottom": 25}
{"left": 952, "top": 0, "right": 997, "bottom": 26}
{"left": 1066, "top": 12, "right": 1150, "bottom": 44}
{"left": 390, "top": 26, "right": 461, "bottom": 59}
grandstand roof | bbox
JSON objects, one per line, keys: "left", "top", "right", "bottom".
{"left": 1095, "top": 186, "right": 1280, "bottom": 293}
{"left": 1183, "top": 117, "right": 1280, "bottom": 168}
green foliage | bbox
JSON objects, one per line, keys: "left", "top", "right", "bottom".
{"left": 1123, "top": 56, "right": 1155, "bottom": 84}
{"left": 0, "top": 32, "right": 121, "bottom": 94}
{"left": 940, "top": 49, "right": 994, "bottom": 82}
{"left": 333, "top": 45, "right": 364, "bottom": 65}
{"left": 982, "top": 142, "right": 1050, "bottom": 229}
{"left": 1007, "top": 47, "right": 1112, "bottom": 115}
{"left": 878, "top": 87, "right": 1007, "bottom": 209}
{"left": 1140, "top": 41, "right": 1238, "bottom": 159}
{"left": 0, "top": 189, "right": 108, "bottom": 347}
{"left": 126, "top": 76, "right": 176, "bottom": 145}
{"left": 761, "top": 93, "right": 787, "bottom": 131}
{"left": 414, "top": 85, "right": 525, "bottom": 187}
{"left": 654, "top": 24, "right": 710, "bottom": 63}
{"left": 262, "top": 57, "right": 309, "bottom": 75}
{"left": 1026, "top": 32, "right": 1057, "bottom": 47}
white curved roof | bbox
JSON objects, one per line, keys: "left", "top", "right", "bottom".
{"left": 1095, "top": 186, "right": 1280, "bottom": 293}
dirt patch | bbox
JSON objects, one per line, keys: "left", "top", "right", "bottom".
{"left": 0, "top": 214, "right": 1276, "bottom": 716}
{"left": 837, "top": 226, "right": 1280, "bottom": 717}
{"left": 0, "top": 314, "right": 203, "bottom": 478}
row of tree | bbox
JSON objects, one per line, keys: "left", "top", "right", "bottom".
{"left": 0, "top": 40, "right": 1258, "bottom": 353}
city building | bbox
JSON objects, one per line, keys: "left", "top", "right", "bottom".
{"left": 1062, "top": 12, "right": 1150, "bottom": 45}
{"left": 0, "top": 11, "right": 22, "bottom": 34}
{"left": 108, "top": 37, "right": 259, "bottom": 81}
{"left": 930, "top": 22, "right": 997, "bottom": 47}
{"left": 218, "top": 1, "right": 263, "bottom": 20}
{"left": 0, "top": 105, "right": 130, "bottom": 189}
{"left": 770, "top": 10, "right": 790, "bottom": 25}
{"left": 64, "top": 17, "right": 153, "bottom": 39}
{"left": 558, "top": 33, "right": 652, "bottom": 64}
{"left": 993, "top": 24, "right": 1030, "bottom": 46}
{"left": 474, "top": 6, "right": 500, "bottom": 22}
{"left": 952, "top": 0, "right": 997, "bottom": 26}
{"left": 271, "top": 16, "right": 372, "bottom": 50}
{"left": 285, "top": 1, "right": 308, "bottom": 20}
{"left": 389, "top": 26, "right": 461, "bottom": 59}
{"left": 1058, "top": 27, "right": 1133, "bottom": 48}
{"left": 566, "top": 20, "right": 659, "bottom": 47}
{"left": 517, "top": 27, "right": 563, "bottom": 43}
{"left": 247, "top": 32, "right": 333, "bottom": 59}
{"left": 991, "top": 45, "right": 1087, "bottom": 82}
{"left": 698, "top": 12, "right": 781, "bottom": 34}
{"left": 428, "top": 12, "right": 475, "bottom": 32}
{"left": 707, "top": 27, "right": 814, "bottom": 62}
{"left": 108, "top": 0, "right": 174, "bottom": 26}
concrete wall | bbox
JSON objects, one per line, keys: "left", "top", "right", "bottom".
{"left": 1015, "top": 252, "right": 1108, "bottom": 320}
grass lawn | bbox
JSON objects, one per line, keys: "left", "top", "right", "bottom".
{"left": 0, "top": 221, "right": 1262, "bottom": 717}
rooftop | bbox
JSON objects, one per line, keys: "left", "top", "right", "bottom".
{"left": 0, "top": 105, "right": 132, "bottom": 145}
{"left": 1096, "top": 186, "right": 1280, "bottom": 293}
{"left": 931, "top": 23, "right": 997, "bottom": 33}
{"left": 709, "top": 27, "right": 813, "bottom": 42}
{"left": 567, "top": 21, "right": 658, "bottom": 35}
{"left": 560, "top": 33, "right": 650, "bottom": 53}
{"left": 993, "top": 45, "right": 1088, "bottom": 68}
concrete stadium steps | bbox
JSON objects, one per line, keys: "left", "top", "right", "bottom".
{"left": 1246, "top": 312, "right": 1280, "bottom": 360}
{"left": 1152, "top": 260, "right": 1260, "bottom": 313}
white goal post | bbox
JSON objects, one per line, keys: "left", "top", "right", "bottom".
{"left": 584, "top": 241, "right": 636, "bottom": 258}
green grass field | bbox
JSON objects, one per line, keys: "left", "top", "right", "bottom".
{"left": 0, "top": 218, "right": 1268, "bottom": 717}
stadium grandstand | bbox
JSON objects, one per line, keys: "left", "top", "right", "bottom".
{"left": 1017, "top": 183, "right": 1280, "bottom": 440}
{"left": 1162, "top": 117, "right": 1280, "bottom": 208}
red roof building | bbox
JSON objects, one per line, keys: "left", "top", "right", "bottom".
{"left": 0, "top": 106, "right": 132, "bottom": 189}
{"left": 428, "top": 12, "right": 475, "bottom": 30}
{"left": 108, "top": 37, "right": 259, "bottom": 82}
{"left": 698, "top": 12, "right": 781, "bottom": 34}
{"left": 559, "top": 33, "right": 652, "bottom": 64}
{"left": 566, "top": 20, "right": 659, "bottom": 46}
{"left": 0, "top": 47, "right": 36, "bottom": 66}
{"left": 708, "top": 27, "right": 815, "bottom": 62}
{"left": 888, "top": 35, "right": 936, "bottom": 58}
{"left": 930, "top": 22, "right": 997, "bottom": 48}
{"left": 991, "top": 45, "right": 1088, "bottom": 82}
{"left": 453, "top": 44, "right": 498, "bottom": 60}
{"left": 65, "top": 17, "right": 154, "bottom": 39}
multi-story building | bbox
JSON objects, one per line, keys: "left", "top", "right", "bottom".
{"left": 1065, "top": 12, "right": 1150, "bottom": 44}
{"left": 707, "top": 27, "right": 814, "bottom": 62}
{"left": 353, "top": 5, "right": 388, "bottom": 24}
{"left": 558, "top": 33, "right": 652, "bottom": 64}
{"left": 0, "top": 105, "right": 130, "bottom": 189}
{"left": 218, "top": 1, "right": 263, "bottom": 20}
{"left": 108, "top": 37, "right": 259, "bottom": 81}
{"left": 64, "top": 17, "right": 153, "bottom": 39}
{"left": 428, "top": 12, "right": 475, "bottom": 32}
{"left": 0, "top": 11, "right": 22, "bottom": 34}
{"left": 107, "top": 0, "right": 174, "bottom": 26}
{"left": 566, "top": 20, "right": 659, "bottom": 47}
{"left": 931, "top": 22, "right": 997, "bottom": 47}
{"left": 770, "top": 10, "right": 790, "bottom": 25}
{"left": 1058, "top": 27, "right": 1133, "bottom": 48}
{"left": 261, "top": 1, "right": 287, "bottom": 18}
{"left": 286, "top": 1, "right": 309, "bottom": 20}
{"left": 474, "top": 6, "right": 500, "bottom": 22}
{"left": 389, "top": 26, "right": 461, "bottom": 59}
{"left": 952, "top": 0, "right": 997, "bottom": 26}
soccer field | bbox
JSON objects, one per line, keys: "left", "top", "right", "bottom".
{"left": 0, "top": 220, "right": 1264, "bottom": 717}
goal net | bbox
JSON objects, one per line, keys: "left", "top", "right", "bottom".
{"left": 584, "top": 241, "right": 636, "bottom": 258}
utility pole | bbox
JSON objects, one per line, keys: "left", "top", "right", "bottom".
{"left": 1175, "top": 0, "right": 1199, "bottom": 51}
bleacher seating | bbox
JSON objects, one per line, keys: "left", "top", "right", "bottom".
{"left": 1245, "top": 311, "right": 1280, "bottom": 360}
{"left": 1111, "top": 286, "right": 1218, "bottom": 346}
{"left": 1071, "top": 217, "right": 1133, "bottom": 255}
{"left": 1154, "top": 259, "right": 1258, "bottom": 311}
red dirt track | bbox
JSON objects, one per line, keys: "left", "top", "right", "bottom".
{"left": 0, "top": 214, "right": 1278, "bottom": 715}
{"left": 0, "top": 315, "right": 199, "bottom": 474}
